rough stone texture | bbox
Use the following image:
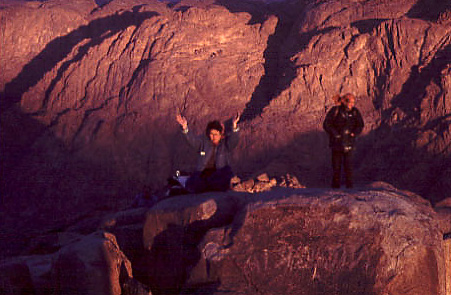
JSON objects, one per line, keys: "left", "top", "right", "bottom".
{"left": 245, "top": 0, "right": 451, "bottom": 202}
{"left": 182, "top": 187, "right": 445, "bottom": 295}
{"left": 0, "top": 0, "right": 276, "bottom": 258}
{"left": 435, "top": 198, "right": 451, "bottom": 234}
{"left": 0, "top": 184, "right": 449, "bottom": 294}
{"left": 0, "top": 0, "right": 450, "bottom": 291}
{"left": 446, "top": 238, "right": 451, "bottom": 295}
{"left": 50, "top": 231, "right": 150, "bottom": 295}
{"left": 139, "top": 193, "right": 242, "bottom": 294}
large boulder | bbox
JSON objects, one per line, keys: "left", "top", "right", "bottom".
{"left": 139, "top": 193, "right": 242, "bottom": 294}
{"left": 181, "top": 186, "right": 447, "bottom": 294}
{"left": 50, "top": 231, "right": 150, "bottom": 295}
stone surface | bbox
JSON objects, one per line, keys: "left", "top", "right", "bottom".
{"left": 184, "top": 186, "right": 445, "bottom": 295}
{"left": 0, "top": 184, "right": 449, "bottom": 294}
{"left": 0, "top": 0, "right": 450, "bottom": 292}
{"left": 139, "top": 193, "right": 242, "bottom": 294}
{"left": 434, "top": 198, "right": 451, "bottom": 234}
{"left": 50, "top": 231, "right": 150, "bottom": 295}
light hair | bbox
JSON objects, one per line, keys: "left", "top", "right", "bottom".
{"left": 332, "top": 93, "right": 355, "bottom": 105}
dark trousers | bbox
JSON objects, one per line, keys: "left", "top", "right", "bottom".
{"left": 186, "top": 166, "right": 233, "bottom": 193}
{"left": 331, "top": 149, "right": 353, "bottom": 188}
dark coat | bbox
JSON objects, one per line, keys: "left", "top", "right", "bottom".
{"left": 323, "top": 105, "right": 364, "bottom": 151}
{"left": 182, "top": 128, "right": 240, "bottom": 172}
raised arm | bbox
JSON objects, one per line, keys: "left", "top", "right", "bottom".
{"left": 226, "top": 113, "right": 241, "bottom": 149}
{"left": 176, "top": 113, "right": 202, "bottom": 150}
{"left": 176, "top": 113, "right": 188, "bottom": 131}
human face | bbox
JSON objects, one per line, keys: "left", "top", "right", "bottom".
{"left": 342, "top": 95, "right": 355, "bottom": 110}
{"left": 209, "top": 129, "right": 222, "bottom": 146}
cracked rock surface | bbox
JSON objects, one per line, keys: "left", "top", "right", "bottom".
{"left": 0, "top": 184, "right": 448, "bottom": 294}
{"left": 0, "top": 0, "right": 450, "bottom": 292}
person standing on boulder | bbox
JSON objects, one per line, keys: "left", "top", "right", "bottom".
{"left": 176, "top": 113, "right": 241, "bottom": 193}
{"left": 323, "top": 93, "right": 364, "bottom": 188}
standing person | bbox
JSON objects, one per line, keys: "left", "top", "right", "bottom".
{"left": 323, "top": 93, "right": 364, "bottom": 188}
{"left": 176, "top": 113, "right": 241, "bottom": 193}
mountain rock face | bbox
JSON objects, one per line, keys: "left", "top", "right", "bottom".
{"left": 0, "top": 185, "right": 449, "bottom": 294}
{"left": 0, "top": 0, "right": 450, "bottom": 292}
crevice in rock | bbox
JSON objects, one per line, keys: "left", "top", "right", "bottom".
{"left": 351, "top": 18, "right": 388, "bottom": 35}
{"left": 390, "top": 43, "right": 451, "bottom": 120}
{"left": 209, "top": 0, "right": 298, "bottom": 122}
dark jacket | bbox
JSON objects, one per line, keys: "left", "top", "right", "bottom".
{"left": 323, "top": 105, "right": 364, "bottom": 151}
{"left": 182, "top": 128, "right": 240, "bottom": 172}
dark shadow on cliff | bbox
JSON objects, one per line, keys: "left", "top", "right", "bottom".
{"left": 0, "top": 6, "right": 159, "bottom": 113}
{"left": 351, "top": 18, "right": 388, "bottom": 34}
{"left": 350, "top": 43, "right": 451, "bottom": 205}
{"left": 389, "top": 43, "right": 450, "bottom": 119}
{"left": 0, "top": 6, "right": 160, "bottom": 259}
{"left": 95, "top": 0, "right": 113, "bottom": 7}
{"left": 232, "top": 129, "right": 331, "bottom": 188}
{"left": 0, "top": 106, "right": 138, "bottom": 260}
{"left": 407, "top": 0, "right": 451, "bottom": 22}
{"left": 212, "top": 0, "right": 300, "bottom": 122}
{"left": 0, "top": 8, "right": 161, "bottom": 257}
{"left": 230, "top": 116, "right": 448, "bottom": 204}
{"left": 354, "top": 118, "right": 451, "bottom": 205}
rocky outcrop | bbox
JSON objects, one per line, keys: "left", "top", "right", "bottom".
{"left": 0, "top": 0, "right": 450, "bottom": 281}
{"left": 180, "top": 185, "right": 446, "bottom": 295}
{"left": 50, "top": 231, "right": 139, "bottom": 295}
{"left": 1, "top": 184, "right": 449, "bottom": 294}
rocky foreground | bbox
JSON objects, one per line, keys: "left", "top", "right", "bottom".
{"left": 1, "top": 182, "right": 450, "bottom": 294}
{"left": 0, "top": 0, "right": 450, "bottom": 293}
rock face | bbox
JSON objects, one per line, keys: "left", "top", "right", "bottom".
{"left": 51, "top": 231, "right": 138, "bottom": 295}
{"left": 189, "top": 187, "right": 444, "bottom": 295}
{"left": 0, "top": 0, "right": 450, "bottom": 289}
{"left": 256, "top": 0, "right": 451, "bottom": 203}
{"left": 0, "top": 185, "right": 448, "bottom": 294}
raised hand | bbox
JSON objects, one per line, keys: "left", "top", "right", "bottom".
{"left": 232, "top": 113, "right": 241, "bottom": 130}
{"left": 176, "top": 113, "right": 188, "bottom": 130}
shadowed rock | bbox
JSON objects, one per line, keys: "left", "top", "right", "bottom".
{"left": 50, "top": 231, "right": 150, "bottom": 295}
{"left": 0, "top": 2, "right": 450, "bottom": 291}
{"left": 182, "top": 186, "right": 445, "bottom": 295}
{"left": 1, "top": 183, "right": 449, "bottom": 294}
